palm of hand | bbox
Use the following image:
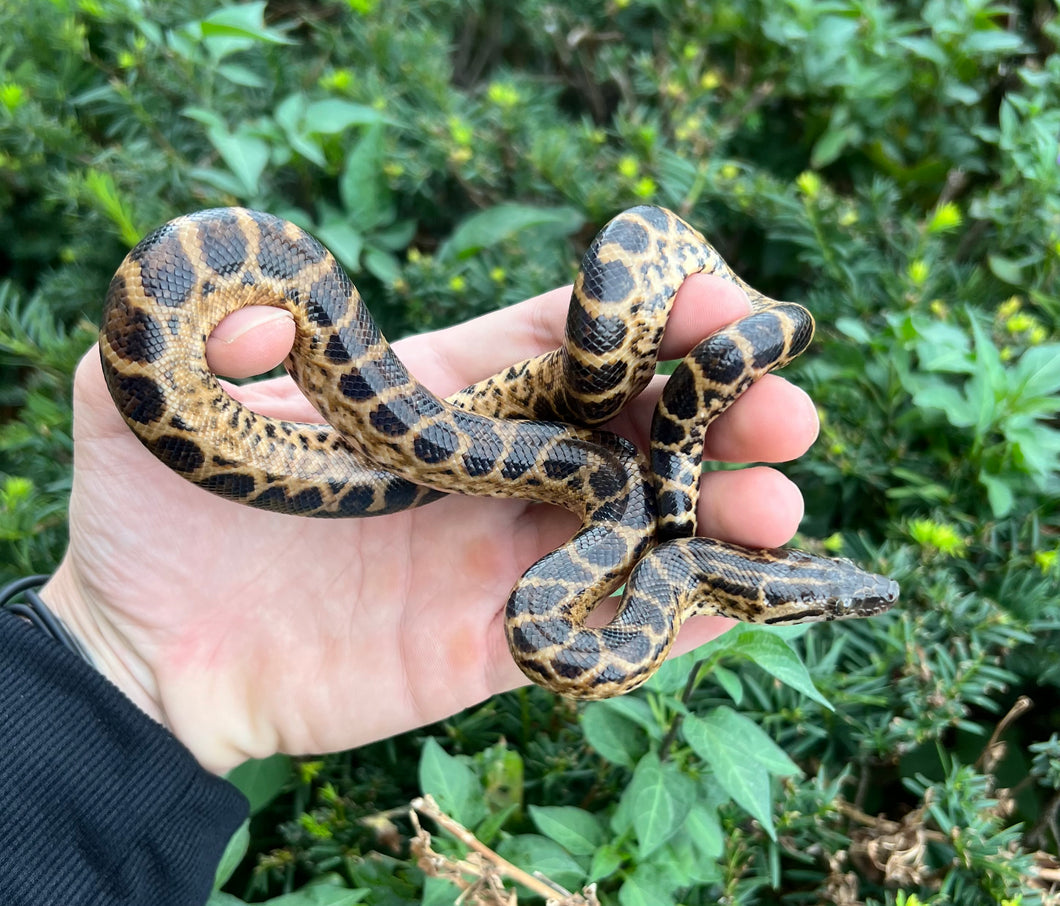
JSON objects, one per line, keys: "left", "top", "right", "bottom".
{"left": 47, "top": 276, "right": 818, "bottom": 772}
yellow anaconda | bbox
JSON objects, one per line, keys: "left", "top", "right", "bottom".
{"left": 99, "top": 205, "right": 898, "bottom": 698}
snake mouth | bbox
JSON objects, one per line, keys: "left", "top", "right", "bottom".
{"left": 848, "top": 575, "right": 900, "bottom": 617}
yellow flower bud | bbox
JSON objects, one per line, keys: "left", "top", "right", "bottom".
{"left": 927, "top": 201, "right": 962, "bottom": 233}
{"left": 618, "top": 156, "right": 639, "bottom": 179}
{"left": 795, "top": 171, "right": 821, "bottom": 199}
{"left": 907, "top": 259, "right": 929, "bottom": 286}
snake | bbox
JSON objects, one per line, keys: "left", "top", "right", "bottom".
{"left": 99, "top": 204, "right": 899, "bottom": 699}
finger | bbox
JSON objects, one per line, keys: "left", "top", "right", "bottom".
{"left": 617, "top": 373, "right": 819, "bottom": 464}
{"left": 661, "top": 466, "right": 812, "bottom": 658}
{"left": 190, "top": 308, "right": 325, "bottom": 420}
{"left": 518, "top": 462, "right": 804, "bottom": 573}
{"left": 495, "top": 465, "right": 805, "bottom": 687}
{"left": 401, "top": 273, "right": 752, "bottom": 393}
{"left": 696, "top": 466, "right": 804, "bottom": 548}
{"left": 206, "top": 308, "right": 295, "bottom": 379}
{"left": 667, "top": 465, "right": 810, "bottom": 653}
{"left": 669, "top": 615, "right": 737, "bottom": 658}
{"left": 703, "top": 377, "right": 819, "bottom": 462}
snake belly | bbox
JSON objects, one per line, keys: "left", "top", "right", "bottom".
{"left": 99, "top": 205, "right": 898, "bottom": 699}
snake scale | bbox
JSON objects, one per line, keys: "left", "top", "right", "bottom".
{"left": 99, "top": 204, "right": 898, "bottom": 699}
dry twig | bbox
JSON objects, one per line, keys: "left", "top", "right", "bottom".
{"left": 410, "top": 795, "right": 600, "bottom": 906}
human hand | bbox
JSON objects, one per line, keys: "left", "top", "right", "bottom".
{"left": 43, "top": 273, "right": 819, "bottom": 773}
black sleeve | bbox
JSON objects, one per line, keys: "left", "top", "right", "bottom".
{"left": 0, "top": 610, "right": 249, "bottom": 905}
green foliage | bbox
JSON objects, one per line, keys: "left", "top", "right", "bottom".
{"left": 3, "top": 0, "right": 1059, "bottom": 903}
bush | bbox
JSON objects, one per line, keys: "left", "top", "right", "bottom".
{"left": 2, "top": 1, "right": 1058, "bottom": 904}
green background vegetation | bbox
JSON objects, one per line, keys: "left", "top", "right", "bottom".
{"left": 2, "top": 1, "right": 1059, "bottom": 903}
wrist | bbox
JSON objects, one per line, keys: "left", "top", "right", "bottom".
{"left": 39, "top": 560, "right": 166, "bottom": 730}
{"left": 38, "top": 558, "right": 266, "bottom": 774}
{"left": 1, "top": 574, "right": 94, "bottom": 663}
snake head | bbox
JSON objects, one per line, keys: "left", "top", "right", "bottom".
{"left": 839, "top": 574, "right": 899, "bottom": 618}
{"left": 809, "top": 558, "right": 900, "bottom": 620}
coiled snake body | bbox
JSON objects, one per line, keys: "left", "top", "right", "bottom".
{"left": 100, "top": 205, "right": 898, "bottom": 699}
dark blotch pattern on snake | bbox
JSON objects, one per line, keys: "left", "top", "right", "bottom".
{"left": 99, "top": 205, "right": 898, "bottom": 699}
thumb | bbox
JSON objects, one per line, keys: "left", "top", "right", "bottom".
{"left": 206, "top": 307, "right": 296, "bottom": 378}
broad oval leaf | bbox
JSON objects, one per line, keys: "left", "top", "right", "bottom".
{"left": 621, "top": 752, "right": 691, "bottom": 857}
{"left": 303, "top": 99, "right": 390, "bottom": 134}
{"left": 588, "top": 842, "right": 624, "bottom": 882}
{"left": 496, "top": 834, "right": 586, "bottom": 892}
{"left": 684, "top": 802, "right": 724, "bottom": 860}
{"left": 684, "top": 707, "right": 800, "bottom": 777}
{"left": 682, "top": 707, "right": 795, "bottom": 839}
{"left": 225, "top": 753, "right": 293, "bottom": 815}
{"left": 418, "top": 737, "right": 485, "bottom": 828}
{"left": 618, "top": 862, "right": 678, "bottom": 906}
{"left": 439, "top": 204, "right": 582, "bottom": 261}
{"left": 580, "top": 701, "right": 647, "bottom": 767}
{"left": 729, "top": 628, "right": 832, "bottom": 708}
{"left": 529, "top": 805, "right": 605, "bottom": 855}
{"left": 212, "top": 820, "right": 250, "bottom": 891}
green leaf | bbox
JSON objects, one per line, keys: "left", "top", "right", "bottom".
{"left": 644, "top": 647, "right": 698, "bottom": 695}
{"left": 207, "top": 894, "right": 246, "bottom": 906}
{"left": 588, "top": 842, "right": 624, "bottom": 882}
{"left": 362, "top": 246, "right": 402, "bottom": 285}
{"left": 834, "top": 316, "right": 872, "bottom": 344}
{"left": 712, "top": 664, "right": 743, "bottom": 705}
{"left": 1013, "top": 344, "right": 1060, "bottom": 401}
{"left": 979, "top": 470, "right": 1014, "bottom": 517}
{"left": 895, "top": 36, "right": 948, "bottom": 64}
{"left": 439, "top": 204, "right": 582, "bottom": 261}
{"left": 682, "top": 707, "right": 798, "bottom": 838}
{"left": 810, "top": 122, "right": 858, "bottom": 169}
{"left": 82, "top": 170, "right": 141, "bottom": 247}
{"left": 684, "top": 706, "right": 800, "bottom": 778}
{"left": 594, "top": 695, "right": 660, "bottom": 736}
{"left": 226, "top": 754, "right": 293, "bottom": 815}
{"left": 474, "top": 802, "right": 519, "bottom": 847}
{"left": 729, "top": 628, "right": 832, "bottom": 708}
{"left": 216, "top": 63, "right": 267, "bottom": 88}
{"left": 312, "top": 217, "right": 364, "bottom": 274}
{"left": 619, "top": 863, "right": 678, "bottom": 906}
{"left": 303, "top": 99, "right": 391, "bottom": 134}
{"left": 988, "top": 253, "right": 1026, "bottom": 285}
{"left": 370, "top": 218, "right": 417, "bottom": 252}
{"left": 188, "top": 166, "right": 248, "bottom": 199}
{"left": 212, "top": 820, "right": 249, "bottom": 890}
{"left": 273, "top": 94, "right": 327, "bottom": 166}
{"left": 418, "top": 738, "right": 485, "bottom": 828}
{"left": 684, "top": 803, "right": 724, "bottom": 860}
{"left": 621, "top": 752, "right": 691, "bottom": 857}
{"left": 201, "top": 122, "right": 270, "bottom": 199}
{"left": 199, "top": 2, "right": 295, "bottom": 45}
{"left": 580, "top": 701, "right": 647, "bottom": 767}
{"left": 339, "top": 124, "right": 391, "bottom": 227}
{"left": 943, "top": 81, "right": 981, "bottom": 106}
{"left": 913, "top": 382, "right": 976, "bottom": 427}
{"left": 422, "top": 877, "right": 460, "bottom": 906}
{"left": 261, "top": 887, "right": 368, "bottom": 905}
{"left": 529, "top": 805, "right": 606, "bottom": 855}
{"left": 963, "top": 29, "right": 1024, "bottom": 55}
{"left": 496, "top": 835, "right": 586, "bottom": 892}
